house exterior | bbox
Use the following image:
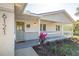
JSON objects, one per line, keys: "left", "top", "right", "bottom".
{"left": 15, "top": 4, "right": 74, "bottom": 42}
{"left": 0, "top": 3, "right": 74, "bottom": 56}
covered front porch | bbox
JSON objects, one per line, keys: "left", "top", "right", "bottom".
{"left": 16, "top": 18, "right": 64, "bottom": 42}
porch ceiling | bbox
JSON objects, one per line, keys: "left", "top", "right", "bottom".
{"left": 15, "top": 3, "right": 27, "bottom": 15}
{"left": 15, "top": 3, "right": 39, "bottom": 20}
{"left": 40, "top": 18, "right": 69, "bottom": 24}
{"left": 40, "top": 19, "right": 61, "bottom": 23}
{"left": 15, "top": 14, "right": 39, "bottom": 20}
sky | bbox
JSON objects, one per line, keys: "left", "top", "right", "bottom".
{"left": 25, "top": 3, "right": 79, "bottom": 21}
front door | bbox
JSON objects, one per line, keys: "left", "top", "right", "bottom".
{"left": 16, "top": 22, "right": 25, "bottom": 42}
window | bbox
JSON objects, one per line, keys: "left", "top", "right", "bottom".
{"left": 40, "top": 24, "right": 46, "bottom": 31}
{"left": 56, "top": 25, "right": 60, "bottom": 31}
{"left": 43, "top": 24, "right": 46, "bottom": 31}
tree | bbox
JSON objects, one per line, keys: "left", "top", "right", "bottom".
{"left": 77, "top": 20, "right": 79, "bottom": 22}
{"left": 73, "top": 20, "right": 79, "bottom": 35}
{"left": 75, "top": 7, "right": 79, "bottom": 16}
{"left": 74, "top": 7, "right": 79, "bottom": 35}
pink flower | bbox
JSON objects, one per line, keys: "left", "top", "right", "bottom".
{"left": 39, "top": 32, "right": 47, "bottom": 40}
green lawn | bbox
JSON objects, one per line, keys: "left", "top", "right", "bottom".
{"left": 50, "top": 39, "right": 79, "bottom": 56}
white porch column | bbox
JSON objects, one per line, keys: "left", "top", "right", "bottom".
{"left": 61, "top": 24, "right": 64, "bottom": 36}
{"left": 38, "top": 18, "right": 40, "bottom": 36}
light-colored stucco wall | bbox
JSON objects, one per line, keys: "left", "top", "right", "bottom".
{"left": 0, "top": 4, "right": 15, "bottom": 56}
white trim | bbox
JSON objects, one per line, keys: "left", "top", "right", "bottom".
{"left": 38, "top": 18, "right": 40, "bottom": 36}
{"left": 61, "top": 24, "right": 63, "bottom": 36}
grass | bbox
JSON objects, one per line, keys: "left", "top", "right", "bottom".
{"left": 61, "top": 44, "right": 79, "bottom": 56}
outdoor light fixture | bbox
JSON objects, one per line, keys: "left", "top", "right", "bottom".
{"left": 2, "top": 13, "right": 7, "bottom": 35}
{"left": 33, "top": 22, "right": 37, "bottom": 26}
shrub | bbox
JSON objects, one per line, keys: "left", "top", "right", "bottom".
{"left": 51, "top": 44, "right": 75, "bottom": 56}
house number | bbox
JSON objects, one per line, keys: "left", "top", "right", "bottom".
{"left": 2, "top": 13, "right": 7, "bottom": 35}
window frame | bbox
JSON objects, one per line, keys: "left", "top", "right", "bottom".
{"left": 56, "top": 25, "right": 60, "bottom": 31}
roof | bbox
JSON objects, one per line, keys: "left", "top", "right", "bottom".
{"left": 37, "top": 10, "right": 65, "bottom": 15}
{"left": 24, "top": 9, "right": 74, "bottom": 23}
{"left": 37, "top": 10, "right": 74, "bottom": 23}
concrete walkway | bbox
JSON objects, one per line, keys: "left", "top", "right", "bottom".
{"left": 15, "top": 39, "right": 39, "bottom": 49}
{"left": 15, "top": 47, "right": 38, "bottom": 56}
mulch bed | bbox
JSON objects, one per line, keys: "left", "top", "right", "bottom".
{"left": 33, "top": 42, "right": 53, "bottom": 56}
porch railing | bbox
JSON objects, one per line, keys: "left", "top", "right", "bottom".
{"left": 16, "top": 31, "right": 38, "bottom": 42}
{"left": 40, "top": 31, "right": 62, "bottom": 37}
{"left": 63, "top": 31, "right": 73, "bottom": 38}
{"left": 16, "top": 31, "right": 72, "bottom": 42}
{"left": 24, "top": 32, "right": 38, "bottom": 40}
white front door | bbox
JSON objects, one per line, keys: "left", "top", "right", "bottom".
{"left": 16, "top": 22, "right": 25, "bottom": 42}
